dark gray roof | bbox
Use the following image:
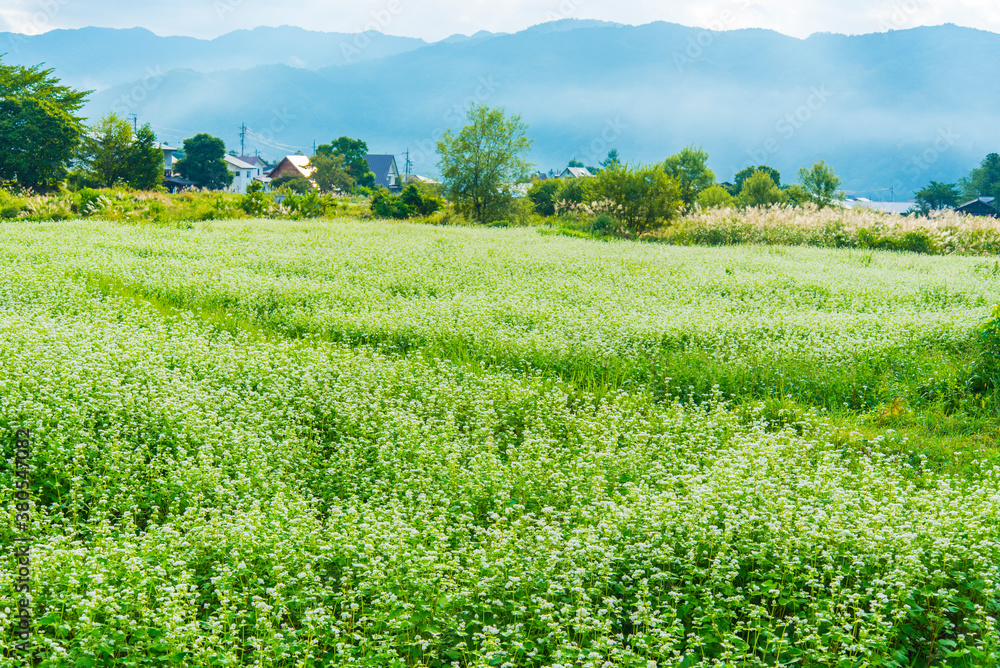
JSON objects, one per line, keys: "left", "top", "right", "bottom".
{"left": 239, "top": 156, "right": 269, "bottom": 168}
{"left": 958, "top": 196, "right": 996, "bottom": 207}
{"left": 365, "top": 154, "right": 399, "bottom": 190}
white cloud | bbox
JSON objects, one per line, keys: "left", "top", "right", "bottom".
{"left": 4, "top": 0, "right": 1000, "bottom": 40}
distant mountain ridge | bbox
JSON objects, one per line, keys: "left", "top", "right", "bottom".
{"left": 4, "top": 20, "right": 999, "bottom": 196}
{"left": 0, "top": 25, "right": 427, "bottom": 90}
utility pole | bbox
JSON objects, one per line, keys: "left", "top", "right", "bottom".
{"left": 128, "top": 114, "right": 138, "bottom": 133}
{"left": 239, "top": 123, "right": 247, "bottom": 156}
{"left": 404, "top": 148, "right": 412, "bottom": 176}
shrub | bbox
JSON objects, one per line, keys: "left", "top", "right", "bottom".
{"left": 527, "top": 179, "right": 561, "bottom": 216}
{"left": 76, "top": 188, "right": 105, "bottom": 216}
{"left": 697, "top": 184, "right": 735, "bottom": 210}
{"left": 588, "top": 164, "right": 682, "bottom": 236}
{"left": 371, "top": 185, "right": 443, "bottom": 220}
{"left": 240, "top": 180, "right": 271, "bottom": 217}
{"left": 284, "top": 190, "right": 327, "bottom": 218}
{"left": 969, "top": 304, "right": 1000, "bottom": 395}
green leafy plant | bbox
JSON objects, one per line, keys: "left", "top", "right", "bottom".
{"left": 969, "top": 304, "right": 1000, "bottom": 396}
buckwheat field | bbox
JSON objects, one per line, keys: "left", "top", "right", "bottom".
{"left": 2, "top": 218, "right": 999, "bottom": 667}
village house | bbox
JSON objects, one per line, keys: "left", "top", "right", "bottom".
{"left": 955, "top": 196, "right": 998, "bottom": 217}
{"left": 156, "top": 143, "right": 196, "bottom": 192}
{"left": 365, "top": 154, "right": 402, "bottom": 193}
{"left": 224, "top": 154, "right": 270, "bottom": 194}
{"left": 267, "top": 155, "right": 315, "bottom": 183}
{"left": 560, "top": 166, "right": 593, "bottom": 179}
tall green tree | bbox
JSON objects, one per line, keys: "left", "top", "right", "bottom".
{"left": 795, "top": 160, "right": 842, "bottom": 209}
{"left": 959, "top": 153, "right": 1000, "bottom": 201}
{"left": 308, "top": 152, "right": 354, "bottom": 193}
{"left": 175, "top": 133, "right": 233, "bottom": 190}
{"left": 0, "top": 58, "right": 90, "bottom": 190}
{"left": 733, "top": 165, "right": 781, "bottom": 195}
{"left": 128, "top": 123, "right": 166, "bottom": 190}
{"left": 735, "top": 169, "right": 787, "bottom": 208}
{"left": 77, "top": 113, "right": 163, "bottom": 189}
{"left": 316, "top": 137, "right": 375, "bottom": 188}
{"left": 914, "top": 181, "right": 960, "bottom": 214}
{"left": 78, "top": 113, "right": 133, "bottom": 187}
{"left": 600, "top": 149, "right": 621, "bottom": 171}
{"left": 663, "top": 146, "right": 715, "bottom": 210}
{"left": 437, "top": 104, "right": 534, "bottom": 223}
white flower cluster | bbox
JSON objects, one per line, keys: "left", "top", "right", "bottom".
{"left": 0, "top": 219, "right": 996, "bottom": 667}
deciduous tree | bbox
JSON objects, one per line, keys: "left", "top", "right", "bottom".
{"left": 915, "top": 181, "right": 960, "bottom": 214}
{"left": 588, "top": 164, "right": 682, "bottom": 235}
{"left": 0, "top": 58, "right": 89, "bottom": 190}
{"left": 316, "top": 137, "right": 375, "bottom": 188}
{"left": 77, "top": 113, "right": 164, "bottom": 189}
{"left": 437, "top": 104, "right": 534, "bottom": 223}
{"left": 663, "top": 145, "right": 715, "bottom": 210}
{"left": 309, "top": 152, "right": 354, "bottom": 193}
{"left": 960, "top": 153, "right": 1000, "bottom": 201}
{"left": 795, "top": 160, "right": 842, "bottom": 209}
{"left": 697, "top": 184, "right": 735, "bottom": 209}
{"left": 735, "top": 169, "right": 787, "bottom": 208}
{"left": 175, "top": 133, "right": 233, "bottom": 190}
{"left": 733, "top": 165, "right": 781, "bottom": 195}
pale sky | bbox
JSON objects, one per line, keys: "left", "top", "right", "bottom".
{"left": 1, "top": 0, "right": 997, "bottom": 41}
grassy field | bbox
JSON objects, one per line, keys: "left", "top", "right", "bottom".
{"left": 1, "top": 218, "right": 998, "bottom": 667}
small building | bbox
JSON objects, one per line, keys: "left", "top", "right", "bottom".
{"left": 155, "top": 143, "right": 179, "bottom": 177}
{"left": 267, "top": 155, "right": 315, "bottom": 184}
{"left": 955, "top": 197, "right": 998, "bottom": 217}
{"left": 163, "top": 175, "right": 196, "bottom": 193}
{"left": 560, "top": 166, "right": 593, "bottom": 179}
{"left": 224, "top": 155, "right": 268, "bottom": 195}
{"left": 400, "top": 173, "right": 440, "bottom": 186}
{"left": 842, "top": 198, "right": 917, "bottom": 215}
{"left": 365, "top": 154, "right": 401, "bottom": 192}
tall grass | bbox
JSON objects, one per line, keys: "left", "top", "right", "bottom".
{"left": 654, "top": 204, "right": 1000, "bottom": 256}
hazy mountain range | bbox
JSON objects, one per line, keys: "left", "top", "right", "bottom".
{"left": 3, "top": 20, "right": 999, "bottom": 197}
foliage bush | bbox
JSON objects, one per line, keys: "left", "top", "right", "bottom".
{"left": 585, "top": 164, "right": 682, "bottom": 236}
{"left": 371, "top": 185, "right": 445, "bottom": 220}
{"left": 527, "top": 178, "right": 561, "bottom": 215}
{"left": 969, "top": 304, "right": 1000, "bottom": 396}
